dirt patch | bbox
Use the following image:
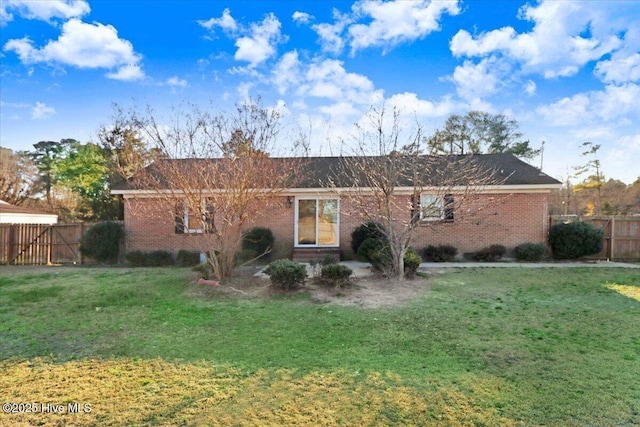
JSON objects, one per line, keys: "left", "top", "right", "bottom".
{"left": 189, "top": 265, "right": 433, "bottom": 309}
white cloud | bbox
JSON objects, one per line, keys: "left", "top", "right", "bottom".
{"left": 310, "top": 0, "right": 459, "bottom": 55}
{"left": 386, "top": 92, "right": 458, "bottom": 118}
{"left": 272, "top": 50, "right": 301, "bottom": 94}
{"left": 537, "top": 83, "right": 640, "bottom": 126}
{"left": 348, "top": 0, "right": 460, "bottom": 54}
{"left": 31, "top": 102, "right": 55, "bottom": 119}
{"left": 595, "top": 53, "right": 640, "bottom": 84}
{"left": 524, "top": 80, "right": 536, "bottom": 95}
{"left": 106, "top": 64, "right": 144, "bottom": 81}
{"left": 199, "top": 10, "right": 285, "bottom": 68}
{"left": 1, "top": 0, "right": 89, "bottom": 26}
{"left": 166, "top": 76, "right": 188, "bottom": 87}
{"left": 450, "top": 58, "right": 501, "bottom": 100}
{"left": 450, "top": 1, "right": 632, "bottom": 79}
{"left": 3, "top": 18, "right": 144, "bottom": 79}
{"left": 292, "top": 11, "right": 313, "bottom": 25}
{"left": 197, "top": 8, "right": 238, "bottom": 34}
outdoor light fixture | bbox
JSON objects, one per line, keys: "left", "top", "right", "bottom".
{"left": 286, "top": 196, "right": 293, "bottom": 208}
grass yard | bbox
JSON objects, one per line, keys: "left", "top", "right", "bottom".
{"left": 0, "top": 266, "right": 639, "bottom": 426}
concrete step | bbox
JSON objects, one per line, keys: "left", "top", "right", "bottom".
{"left": 292, "top": 248, "right": 341, "bottom": 263}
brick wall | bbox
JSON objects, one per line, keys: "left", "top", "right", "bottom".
{"left": 123, "top": 191, "right": 550, "bottom": 259}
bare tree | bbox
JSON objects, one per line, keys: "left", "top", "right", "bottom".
{"left": 0, "top": 148, "right": 39, "bottom": 206}
{"left": 330, "top": 106, "right": 502, "bottom": 280}
{"left": 124, "top": 100, "right": 303, "bottom": 281}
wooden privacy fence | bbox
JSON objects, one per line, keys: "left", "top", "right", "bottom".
{"left": 550, "top": 216, "right": 640, "bottom": 261}
{"left": 0, "top": 222, "right": 120, "bottom": 265}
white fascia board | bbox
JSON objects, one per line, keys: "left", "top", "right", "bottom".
{"left": 0, "top": 213, "right": 58, "bottom": 224}
{"left": 114, "top": 183, "right": 562, "bottom": 197}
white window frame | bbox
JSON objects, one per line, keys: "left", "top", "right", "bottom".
{"left": 178, "top": 198, "right": 213, "bottom": 234}
{"left": 294, "top": 196, "right": 340, "bottom": 247}
{"left": 419, "top": 195, "right": 445, "bottom": 222}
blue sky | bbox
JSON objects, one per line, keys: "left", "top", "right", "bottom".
{"left": 1, "top": 0, "right": 639, "bottom": 183}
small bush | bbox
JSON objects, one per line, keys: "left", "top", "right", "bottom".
{"left": 514, "top": 243, "right": 547, "bottom": 262}
{"left": 79, "top": 221, "right": 124, "bottom": 263}
{"left": 357, "top": 238, "right": 386, "bottom": 263}
{"left": 403, "top": 248, "right": 422, "bottom": 278}
{"left": 309, "top": 255, "right": 338, "bottom": 278}
{"left": 145, "top": 250, "right": 175, "bottom": 267}
{"left": 423, "top": 244, "right": 458, "bottom": 262}
{"left": 319, "top": 264, "right": 353, "bottom": 288}
{"left": 351, "top": 222, "right": 385, "bottom": 254}
{"left": 549, "top": 221, "right": 604, "bottom": 259}
{"left": 125, "top": 250, "right": 146, "bottom": 267}
{"left": 235, "top": 248, "right": 258, "bottom": 266}
{"left": 242, "top": 227, "right": 275, "bottom": 258}
{"left": 264, "top": 259, "right": 307, "bottom": 290}
{"left": 192, "top": 263, "right": 212, "bottom": 279}
{"left": 473, "top": 244, "right": 507, "bottom": 262}
{"left": 177, "top": 250, "right": 200, "bottom": 267}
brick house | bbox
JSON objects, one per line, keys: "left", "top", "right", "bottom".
{"left": 112, "top": 153, "right": 561, "bottom": 260}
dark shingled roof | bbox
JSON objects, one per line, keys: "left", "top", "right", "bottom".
{"left": 112, "top": 153, "right": 561, "bottom": 191}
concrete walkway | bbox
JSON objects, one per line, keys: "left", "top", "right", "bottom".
{"left": 338, "top": 260, "right": 640, "bottom": 275}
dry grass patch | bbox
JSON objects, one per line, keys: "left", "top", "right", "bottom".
{"left": 606, "top": 282, "right": 640, "bottom": 301}
{"left": 0, "top": 358, "right": 515, "bottom": 427}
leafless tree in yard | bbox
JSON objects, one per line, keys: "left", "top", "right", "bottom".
{"left": 330, "top": 106, "right": 503, "bottom": 280}
{"left": 123, "top": 100, "right": 304, "bottom": 281}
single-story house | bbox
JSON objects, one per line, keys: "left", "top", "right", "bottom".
{"left": 0, "top": 200, "right": 58, "bottom": 224}
{"left": 112, "top": 153, "right": 562, "bottom": 260}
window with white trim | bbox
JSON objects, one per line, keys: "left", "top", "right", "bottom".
{"left": 419, "top": 194, "right": 454, "bottom": 222}
{"left": 175, "top": 199, "right": 214, "bottom": 234}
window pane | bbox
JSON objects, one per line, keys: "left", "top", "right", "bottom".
{"left": 318, "top": 199, "right": 338, "bottom": 245}
{"left": 420, "top": 195, "right": 443, "bottom": 220}
{"left": 297, "top": 199, "right": 317, "bottom": 245}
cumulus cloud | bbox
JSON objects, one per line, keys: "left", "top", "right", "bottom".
{"left": 450, "top": 1, "right": 631, "bottom": 79}
{"left": 31, "top": 102, "right": 55, "bottom": 119}
{"left": 537, "top": 83, "right": 640, "bottom": 126}
{"left": 199, "top": 10, "right": 286, "bottom": 68}
{"left": 348, "top": 0, "right": 460, "bottom": 54}
{"left": 197, "top": 8, "right": 238, "bottom": 34}
{"left": 1, "top": 0, "right": 89, "bottom": 26}
{"left": 595, "top": 53, "right": 640, "bottom": 84}
{"left": 308, "top": 0, "right": 460, "bottom": 55}
{"left": 166, "top": 76, "right": 188, "bottom": 87}
{"left": 3, "top": 18, "right": 144, "bottom": 80}
{"left": 272, "top": 50, "right": 302, "bottom": 94}
{"left": 449, "top": 58, "right": 501, "bottom": 100}
{"left": 292, "top": 11, "right": 313, "bottom": 25}
{"left": 524, "top": 80, "right": 536, "bottom": 95}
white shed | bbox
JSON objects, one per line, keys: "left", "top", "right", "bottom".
{"left": 0, "top": 200, "right": 58, "bottom": 224}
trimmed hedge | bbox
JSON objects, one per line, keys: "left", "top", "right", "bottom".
{"left": 319, "top": 264, "right": 353, "bottom": 288}
{"left": 423, "top": 244, "right": 458, "bottom": 262}
{"left": 549, "top": 221, "right": 604, "bottom": 259}
{"left": 124, "top": 250, "right": 175, "bottom": 267}
{"left": 351, "top": 222, "right": 385, "bottom": 254}
{"left": 79, "top": 221, "right": 124, "bottom": 263}
{"left": 514, "top": 243, "right": 547, "bottom": 262}
{"left": 473, "top": 244, "right": 507, "bottom": 262}
{"left": 264, "top": 259, "right": 307, "bottom": 290}
{"left": 177, "top": 250, "right": 201, "bottom": 267}
{"left": 403, "top": 248, "right": 421, "bottom": 278}
{"left": 242, "top": 227, "right": 275, "bottom": 258}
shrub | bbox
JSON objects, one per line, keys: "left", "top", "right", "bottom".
{"left": 192, "top": 263, "right": 212, "bottom": 279}
{"left": 242, "top": 227, "right": 275, "bottom": 258}
{"left": 423, "top": 244, "right": 458, "bottom": 262}
{"left": 514, "top": 243, "right": 547, "bottom": 262}
{"left": 177, "top": 250, "right": 200, "bottom": 267}
{"left": 145, "top": 250, "right": 175, "bottom": 267}
{"left": 548, "top": 221, "right": 604, "bottom": 259}
{"left": 264, "top": 259, "right": 307, "bottom": 290}
{"left": 309, "top": 255, "right": 338, "bottom": 278}
{"left": 357, "top": 238, "right": 391, "bottom": 271}
{"left": 403, "top": 248, "right": 422, "bottom": 278}
{"left": 473, "top": 244, "right": 507, "bottom": 262}
{"left": 319, "top": 264, "right": 353, "bottom": 288}
{"left": 125, "top": 250, "right": 146, "bottom": 267}
{"left": 235, "top": 248, "right": 258, "bottom": 266}
{"left": 79, "top": 221, "right": 124, "bottom": 263}
{"left": 351, "top": 222, "right": 385, "bottom": 254}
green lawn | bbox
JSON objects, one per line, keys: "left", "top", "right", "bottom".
{"left": 0, "top": 266, "right": 639, "bottom": 426}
